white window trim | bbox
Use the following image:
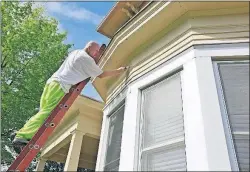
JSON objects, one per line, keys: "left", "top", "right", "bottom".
{"left": 141, "top": 137, "right": 185, "bottom": 153}
{"left": 95, "top": 100, "right": 126, "bottom": 171}
{"left": 138, "top": 71, "right": 186, "bottom": 171}
{"left": 95, "top": 114, "right": 108, "bottom": 171}
{"left": 213, "top": 60, "right": 239, "bottom": 171}
{"left": 213, "top": 60, "right": 250, "bottom": 171}
{"left": 194, "top": 42, "right": 249, "bottom": 58}
{"left": 118, "top": 88, "right": 141, "bottom": 171}
{"left": 98, "top": 42, "right": 249, "bottom": 171}
{"left": 182, "top": 57, "right": 232, "bottom": 171}
{"left": 119, "top": 48, "right": 195, "bottom": 171}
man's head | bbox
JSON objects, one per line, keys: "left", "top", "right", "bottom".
{"left": 84, "top": 41, "right": 101, "bottom": 61}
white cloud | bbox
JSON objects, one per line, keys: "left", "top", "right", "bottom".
{"left": 32, "top": 2, "right": 66, "bottom": 33}
{"left": 57, "top": 23, "right": 65, "bottom": 33}
{"left": 38, "top": 2, "right": 104, "bottom": 25}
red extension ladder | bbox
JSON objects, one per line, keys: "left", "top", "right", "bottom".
{"left": 7, "top": 78, "right": 90, "bottom": 171}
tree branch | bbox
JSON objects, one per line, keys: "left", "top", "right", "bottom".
{"left": 1, "top": 56, "right": 8, "bottom": 69}
{"left": 7, "top": 57, "right": 35, "bottom": 87}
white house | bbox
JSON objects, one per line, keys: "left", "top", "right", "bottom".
{"left": 93, "top": 1, "right": 249, "bottom": 171}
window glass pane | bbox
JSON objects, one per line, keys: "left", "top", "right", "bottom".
{"left": 217, "top": 62, "right": 249, "bottom": 171}
{"left": 140, "top": 72, "right": 187, "bottom": 171}
{"left": 104, "top": 104, "right": 125, "bottom": 171}
{"left": 142, "top": 144, "right": 187, "bottom": 171}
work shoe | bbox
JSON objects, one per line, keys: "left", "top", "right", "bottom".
{"left": 11, "top": 132, "right": 30, "bottom": 154}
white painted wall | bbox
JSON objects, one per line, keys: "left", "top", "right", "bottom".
{"left": 96, "top": 42, "right": 249, "bottom": 171}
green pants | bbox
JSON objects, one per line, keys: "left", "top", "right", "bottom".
{"left": 16, "top": 81, "right": 65, "bottom": 140}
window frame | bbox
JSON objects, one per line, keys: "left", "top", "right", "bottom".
{"left": 126, "top": 48, "right": 195, "bottom": 171}
{"left": 101, "top": 99, "right": 126, "bottom": 171}
{"left": 213, "top": 59, "right": 250, "bottom": 171}
{"left": 137, "top": 70, "right": 187, "bottom": 171}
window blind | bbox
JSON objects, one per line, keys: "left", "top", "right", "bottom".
{"left": 140, "top": 72, "right": 187, "bottom": 171}
{"left": 216, "top": 62, "right": 249, "bottom": 171}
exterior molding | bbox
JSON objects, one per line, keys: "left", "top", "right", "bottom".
{"left": 94, "top": 10, "right": 249, "bottom": 100}
{"left": 106, "top": 42, "right": 249, "bottom": 105}
{"left": 121, "top": 8, "right": 133, "bottom": 18}
{"left": 95, "top": 115, "right": 109, "bottom": 171}
{"left": 194, "top": 43, "right": 249, "bottom": 58}
{"left": 182, "top": 57, "right": 231, "bottom": 170}
{"left": 119, "top": 88, "right": 139, "bottom": 171}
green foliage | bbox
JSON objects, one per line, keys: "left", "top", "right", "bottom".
{"left": 1, "top": 1, "right": 72, "bottom": 168}
{"left": 43, "top": 161, "right": 94, "bottom": 172}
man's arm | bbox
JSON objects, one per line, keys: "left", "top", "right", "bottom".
{"left": 98, "top": 66, "right": 129, "bottom": 78}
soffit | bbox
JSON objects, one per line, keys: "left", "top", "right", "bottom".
{"left": 97, "top": 1, "right": 148, "bottom": 38}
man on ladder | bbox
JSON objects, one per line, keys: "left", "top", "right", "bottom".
{"left": 11, "top": 41, "right": 128, "bottom": 154}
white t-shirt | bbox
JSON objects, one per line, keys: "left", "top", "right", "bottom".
{"left": 47, "top": 49, "right": 103, "bottom": 93}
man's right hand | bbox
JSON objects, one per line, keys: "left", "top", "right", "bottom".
{"left": 98, "top": 66, "right": 129, "bottom": 78}
{"left": 117, "top": 66, "right": 129, "bottom": 72}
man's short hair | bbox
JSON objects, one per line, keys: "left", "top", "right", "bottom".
{"left": 84, "top": 41, "right": 97, "bottom": 49}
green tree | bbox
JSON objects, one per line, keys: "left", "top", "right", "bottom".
{"left": 1, "top": 1, "right": 72, "bottom": 169}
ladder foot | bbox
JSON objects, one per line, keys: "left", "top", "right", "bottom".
{"left": 12, "top": 137, "right": 29, "bottom": 154}
{"left": 13, "top": 143, "right": 27, "bottom": 154}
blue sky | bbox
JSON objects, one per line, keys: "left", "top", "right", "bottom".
{"left": 35, "top": 1, "right": 116, "bottom": 101}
